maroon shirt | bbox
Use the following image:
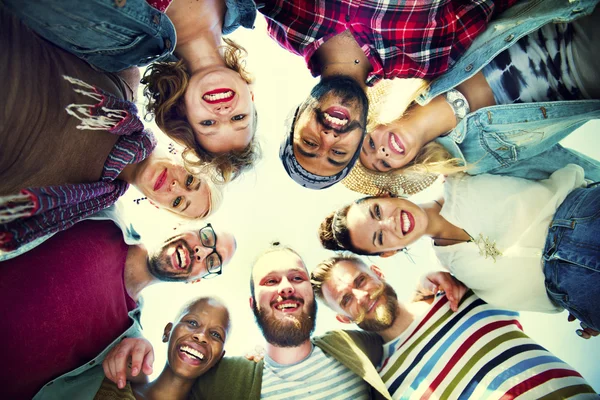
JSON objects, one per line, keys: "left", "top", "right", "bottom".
{"left": 0, "top": 220, "right": 134, "bottom": 399}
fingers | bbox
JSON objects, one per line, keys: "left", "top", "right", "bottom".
{"left": 102, "top": 338, "right": 153, "bottom": 389}
{"left": 142, "top": 349, "right": 155, "bottom": 376}
{"left": 130, "top": 340, "right": 151, "bottom": 376}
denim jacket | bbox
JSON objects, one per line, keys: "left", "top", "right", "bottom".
{"left": 417, "top": 0, "right": 600, "bottom": 181}
{"left": 4, "top": 0, "right": 257, "bottom": 72}
{"left": 33, "top": 304, "right": 143, "bottom": 400}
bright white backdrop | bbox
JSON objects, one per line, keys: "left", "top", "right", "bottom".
{"left": 123, "top": 17, "right": 600, "bottom": 390}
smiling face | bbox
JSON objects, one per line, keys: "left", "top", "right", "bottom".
{"left": 250, "top": 249, "right": 316, "bottom": 347}
{"left": 360, "top": 121, "right": 424, "bottom": 172}
{"left": 166, "top": 298, "right": 230, "bottom": 379}
{"left": 346, "top": 197, "right": 429, "bottom": 255}
{"left": 148, "top": 225, "right": 236, "bottom": 282}
{"left": 184, "top": 67, "right": 255, "bottom": 154}
{"left": 136, "top": 154, "right": 213, "bottom": 219}
{"left": 321, "top": 260, "right": 399, "bottom": 332}
{"left": 293, "top": 76, "right": 368, "bottom": 176}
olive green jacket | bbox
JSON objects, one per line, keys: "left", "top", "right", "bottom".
{"left": 190, "top": 330, "right": 391, "bottom": 400}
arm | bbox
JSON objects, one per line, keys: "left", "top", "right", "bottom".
{"left": 102, "top": 337, "right": 154, "bottom": 389}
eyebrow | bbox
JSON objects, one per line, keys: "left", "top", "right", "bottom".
{"left": 327, "top": 158, "right": 347, "bottom": 167}
{"left": 371, "top": 163, "right": 383, "bottom": 172}
{"left": 295, "top": 145, "right": 317, "bottom": 158}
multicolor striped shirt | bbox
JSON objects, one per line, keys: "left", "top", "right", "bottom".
{"left": 379, "top": 292, "right": 597, "bottom": 399}
{"left": 258, "top": 0, "right": 517, "bottom": 84}
{"left": 261, "top": 344, "right": 370, "bottom": 399}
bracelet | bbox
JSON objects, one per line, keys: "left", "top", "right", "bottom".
{"left": 443, "top": 89, "right": 470, "bottom": 125}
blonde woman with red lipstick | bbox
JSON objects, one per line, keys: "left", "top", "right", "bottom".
{"left": 319, "top": 164, "right": 600, "bottom": 337}
{"left": 143, "top": 0, "right": 259, "bottom": 183}
{"left": 95, "top": 297, "right": 230, "bottom": 400}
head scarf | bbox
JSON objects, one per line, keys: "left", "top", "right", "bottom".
{"left": 279, "top": 106, "right": 364, "bottom": 190}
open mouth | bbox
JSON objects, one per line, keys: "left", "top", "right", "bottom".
{"left": 179, "top": 344, "right": 206, "bottom": 365}
{"left": 154, "top": 168, "right": 168, "bottom": 191}
{"left": 171, "top": 245, "right": 190, "bottom": 270}
{"left": 203, "top": 88, "right": 235, "bottom": 104}
{"left": 400, "top": 211, "right": 415, "bottom": 235}
{"left": 388, "top": 133, "right": 405, "bottom": 155}
{"left": 273, "top": 300, "right": 302, "bottom": 313}
{"left": 322, "top": 106, "right": 350, "bottom": 130}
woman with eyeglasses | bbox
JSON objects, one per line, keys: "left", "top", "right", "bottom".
{"left": 94, "top": 297, "right": 230, "bottom": 400}
{"left": 358, "top": 0, "right": 600, "bottom": 182}
{"left": 319, "top": 164, "right": 600, "bottom": 336}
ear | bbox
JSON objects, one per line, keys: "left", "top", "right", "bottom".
{"left": 336, "top": 314, "right": 352, "bottom": 324}
{"left": 251, "top": 91, "right": 255, "bottom": 102}
{"left": 380, "top": 250, "right": 400, "bottom": 258}
{"left": 163, "top": 323, "right": 173, "bottom": 343}
{"left": 249, "top": 296, "right": 254, "bottom": 310}
{"left": 187, "top": 278, "right": 202, "bottom": 284}
{"left": 218, "top": 350, "right": 226, "bottom": 363}
{"left": 370, "top": 265, "right": 385, "bottom": 280}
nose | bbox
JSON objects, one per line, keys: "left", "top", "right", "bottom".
{"left": 320, "top": 130, "right": 339, "bottom": 149}
{"left": 193, "top": 245, "right": 210, "bottom": 262}
{"left": 278, "top": 276, "right": 294, "bottom": 297}
{"left": 213, "top": 104, "right": 231, "bottom": 115}
{"left": 381, "top": 216, "right": 396, "bottom": 233}
{"left": 352, "top": 288, "right": 369, "bottom": 306}
{"left": 192, "top": 329, "right": 208, "bottom": 343}
{"left": 377, "top": 145, "right": 389, "bottom": 159}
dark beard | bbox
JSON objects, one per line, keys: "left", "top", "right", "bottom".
{"left": 252, "top": 296, "right": 317, "bottom": 347}
{"left": 146, "top": 239, "right": 191, "bottom": 282}
{"left": 357, "top": 283, "right": 399, "bottom": 332}
{"left": 299, "top": 75, "right": 369, "bottom": 131}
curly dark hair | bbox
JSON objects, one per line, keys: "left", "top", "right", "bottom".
{"left": 142, "top": 38, "right": 260, "bottom": 183}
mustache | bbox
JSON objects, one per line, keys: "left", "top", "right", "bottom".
{"left": 315, "top": 109, "right": 364, "bottom": 134}
{"left": 353, "top": 284, "right": 385, "bottom": 325}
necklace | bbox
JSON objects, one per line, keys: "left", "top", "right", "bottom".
{"left": 430, "top": 200, "right": 503, "bottom": 262}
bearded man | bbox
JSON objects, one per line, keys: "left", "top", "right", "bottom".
{"left": 191, "top": 244, "right": 391, "bottom": 400}
{"left": 0, "top": 219, "right": 236, "bottom": 399}
{"left": 310, "top": 255, "right": 598, "bottom": 399}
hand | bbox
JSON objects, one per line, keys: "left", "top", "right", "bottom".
{"left": 103, "top": 337, "right": 154, "bottom": 389}
{"left": 568, "top": 314, "right": 599, "bottom": 340}
{"left": 244, "top": 345, "right": 265, "bottom": 363}
{"left": 421, "top": 271, "right": 468, "bottom": 312}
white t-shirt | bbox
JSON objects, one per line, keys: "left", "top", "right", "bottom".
{"left": 433, "top": 164, "right": 585, "bottom": 313}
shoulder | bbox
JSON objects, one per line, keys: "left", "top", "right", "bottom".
{"left": 190, "top": 357, "right": 263, "bottom": 400}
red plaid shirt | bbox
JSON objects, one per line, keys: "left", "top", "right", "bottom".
{"left": 258, "top": 0, "right": 517, "bottom": 84}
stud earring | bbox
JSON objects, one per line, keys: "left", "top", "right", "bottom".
{"left": 133, "top": 197, "right": 147, "bottom": 205}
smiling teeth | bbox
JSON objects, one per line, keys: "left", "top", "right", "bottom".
{"left": 203, "top": 91, "right": 233, "bottom": 101}
{"left": 177, "top": 248, "right": 185, "bottom": 268}
{"left": 276, "top": 303, "right": 298, "bottom": 310}
{"left": 324, "top": 112, "right": 348, "bottom": 126}
{"left": 402, "top": 212, "right": 410, "bottom": 233}
{"left": 390, "top": 135, "right": 404, "bottom": 154}
{"left": 181, "top": 345, "right": 204, "bottom": 360}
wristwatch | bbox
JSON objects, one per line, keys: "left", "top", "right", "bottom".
{"left": 443, "top": 89, "right": 470, "bottom": 125}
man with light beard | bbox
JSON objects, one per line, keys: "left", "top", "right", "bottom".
{"left": 0, "top": 220, "right": 236, "bottom": 399}
{"left": 311, "top": 255, "right": 598, "bottom": 399}
{"left": 191, "top": 244, "right": 392, "bottom": 400}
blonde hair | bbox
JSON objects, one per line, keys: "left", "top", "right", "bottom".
{"left": 365, "top": 79, "right": 467, "bottom": 176}
{"left": 142, "top": 38, "right": 260, "bottom": 183}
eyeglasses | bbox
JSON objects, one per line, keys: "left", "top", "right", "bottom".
{"left": 198, "top": 223, "right": 222, "bottom": 279}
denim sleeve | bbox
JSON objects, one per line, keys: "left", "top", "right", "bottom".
{"left": 484, "top": 144, "right": 600, "bottom": 181}
{"left": 3, "top": 0, "right": 176, "bottom": 72}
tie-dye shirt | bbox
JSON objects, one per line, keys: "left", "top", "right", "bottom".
{"left": 482, "top": 22, "right": 583, "bottom": 104}
{"left": 379, "top": 291, "right": 596, "bottom": 399}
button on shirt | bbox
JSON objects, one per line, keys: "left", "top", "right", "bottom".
{"left": 258, "top": 0, "right": 518, "bottom": 83}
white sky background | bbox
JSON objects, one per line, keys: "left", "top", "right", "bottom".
{"left": 122, "top": 17, "right": 600, "bottom": 390}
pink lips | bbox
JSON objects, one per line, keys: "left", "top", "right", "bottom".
{"left": 388, "top": 132, "right": 406, "bottom": 155}
{"left": 202, "top": 88, "right": 235, "bottom": 104}
{"left": 324, "top": 106, "right": 350, "bottom": 121}
{"left": 154, "top": 169, "right": 167, "bottom": 191}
